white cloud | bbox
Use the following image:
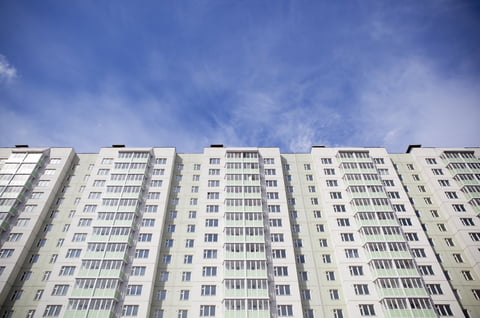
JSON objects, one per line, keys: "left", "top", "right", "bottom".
{"left": 0, "top": 55, "right": 17, "bottom": 83}
{"left": 353, "top": 58, "right": 480, "bottom": 152}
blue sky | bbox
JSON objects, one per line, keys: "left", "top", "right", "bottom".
{"left": 0, "top": 1, "right": 479, "bottom": 153}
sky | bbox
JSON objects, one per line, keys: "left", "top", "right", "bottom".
{"left": 0, "top": 0, "right": 479, "bottom": 153}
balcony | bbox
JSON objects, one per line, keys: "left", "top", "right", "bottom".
{"left": 225, "top": 289, "right": 247, "bottom": 298}
{"left": 224, "top": 270, "right": 246, "bottom": 278}
{"left": 224, "top": 311, "right": 270, "bottom": 318}
{"left": 384, "top": 309, "right": 436, "bottom": 318}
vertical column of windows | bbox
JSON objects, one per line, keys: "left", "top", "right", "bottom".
{"left": 223, "top": 151, "right": 271, "bottom": 316}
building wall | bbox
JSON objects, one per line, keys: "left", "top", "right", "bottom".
{"left": 0, "top": 146, "right": 478, "bottom": 318}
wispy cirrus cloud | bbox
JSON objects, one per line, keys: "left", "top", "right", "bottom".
{"left": 0, "top": 55, "right": 17, "bottom": 84}
{"left": 352, "top": 58, "right": 480, "bottom": 152}
{"left": 0, "top": 1, "right": 479, "bottom": 153}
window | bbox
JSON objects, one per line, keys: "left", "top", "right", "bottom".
{"left": 0, "top": 249, "right": 14, "bottom": 258}
{"left": 184, "top": 255, "right": 193, "bottom": 264}
{"left": 266, "top": 180, "right": 278, "bottom": 187}
{"left": 341, "top": 233, "right": 354, "bottom": 242}
{"left": 200, "top": 305, "right": 215, "bottom": 317}
{"left": 411, "top": 248, "right": 427, "bottom": 258}
{"left": 203, "top": 249, "right": 218, "bottom": 259}
{"left": 326, "top": 271, "right": 335, "bottom": 280}
{"left": 187, "top": 224, "right": 196, "bottom": 232}
{"left": 34, "top": 289, "right": 43, "bottom": 300}
{"left": 122, "top": 305, "right": 139, "bottom": 316}
{"left": 163, "top": 255, "right": 172, "bottom": 264}
{"left": 419, "top": 265, "right": 434, "bottom": 275}
{"left": 157, "top": 291, "right": 167, "bottom": 302}
{"left": 159, "top": 272, "right": 169, "bottom": 281}
{"left": 10, "top": 289, "right": 23, "bottom": 300}
{"left": 299, "top": 272, "right": 308, "bottom": 281}
{"left": 203, "top": 267, "right": 217, "bottom": 277}
{"left": 180, "top": 290, "right": 190, "bottom": 300}
{"left": 167, "top": 225, "right": 176, "bottom": 232}
{"left": 330, "top": 289, "right": 339, "bottom": 300}
{"left": 131, "top": 267, "right": 146, "bottom": 276}
{"left": 20, "top": 271, "right": 32, "bottom": 281}
{"left": 349, "top": 266, "right": 364, "bottom": 276}
{"left": 127, "top": 285, "right": 142, "bottom": 296}
{"left": 437, "top": 223, "right": 447, "bottom": 231}
{"left": 359, "top": 305, "right": 375, "bottom": 316}
{"left": 435, "top": 305, "right": 453, "bottom": 316}
{"left": 302, "top": 289, "right": 311, "bottom": 300}
{"left": 50, "top": 254, "right": 58, "bottom": 263}
{"left": 472, "top": 289, "right": 480, "bottom": 300}
{"left": 405, "top": 232, "right": 419, "bottom": 241}
{"left": 267, "top": 192, "right": 279, "bottom": 199}
{"left": 206, "top": 205, "right": 219, "bottom": 213}
{"left": 439, "top": 180, "right": 450, "bottom": 186}
{"left": 276, "top": 285, "right": 291, "bottom": 295}
{"left": 188, "top": 211, "right": 197, "bottom": 218}
{"left": 272, "top": 233, "right": 285, "bottom": 242}
{"left": 427, "top": 284, "right": 443, "bottom": 295}
{"left": 178, "top": 310, "right": 188, "bottom": 318}
{"left": 333, "top": 205, "right": 346, "bottom": 212}
{"left": 185, "top": 239, "right": 194, "bottom": 248}
{"left": 322, "top": 254, "right": 331, "bottom": 263}
{"left": 142, "top": 219, "right": 155, "bottom": 227}
{"left": 66, "top": 249, "right": 81, "bottom": 258}
{"left": 461, "top": 218, "right": 475, "bottom": 226}
{"left": 273, "top": 249, "right": 286, "bottom": 258}
{"left": 345, "top": 249, "right": 359, "bottom": 258}
{"left": 462, "top": 271, "right": 473, "bottom": 281}
{"left": 205, "top": 219, "right": 218, "bottom": 227}
{"left": 277, "top": 305, "right": 293, "bottom": 316}
{"left": 333, "top": 309, "right": 343, "bottom": 318}
{"left": 308, "top": 186, "right": 316, "bottom": 192}
{"left": 330, "top": 192, "right": 342, "bottom": 199}
{"left": 205, "top": 234, "right": 218, "bottom": 242}
{"left": 201, "top": 285, "right": 216, "bottom": 296}
{"left": 354, "top": 284, "right": 369, "bottom": 295}
{"left": 324, "top": 168, "right": 335, "bottom": 175}
{"left": 182, "top": 272, "right": 191, "bottom": 281}
{"left": 326, "top": 180, "right": 338, "bottom": 187}
{"left": 156, "top": 158, "right": 167, "bottom": 164}
{"left": 445, "top": 191, "right": 458, "bottom": 199}
{"left": 445, "top": 238, "right": 455, "bottom": 246}
{"left": 30, "top": 254, "right": 39, "bottom": 263}
{"left": 452, "top": 204, "right": 466, "bottom": 212}
{"left": 135, "top": 249, "right": 149, "bottom": 258}
{"left": 399, "top": 218, "right": 412, "bottom": 226}
{"left": 43, "top": 305, "right": 62, "bottom": 317}
{"left": 470, "top": 232, "right": 480, "bottom": 241}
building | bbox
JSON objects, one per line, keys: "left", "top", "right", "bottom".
{"left": 0, "top": 145, "right": 479, "bottom": 318}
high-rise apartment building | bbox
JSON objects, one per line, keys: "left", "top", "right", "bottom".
{"left": 0, "top": 145, "right": 479, "bottom": 318}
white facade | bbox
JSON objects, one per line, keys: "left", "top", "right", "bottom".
{"left": 0, "top": 146, "right": 479, "bottom": 318}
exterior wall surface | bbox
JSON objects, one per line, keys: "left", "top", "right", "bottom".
{"left": 0, "top": 146, "right": 478, "bottom": 318}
